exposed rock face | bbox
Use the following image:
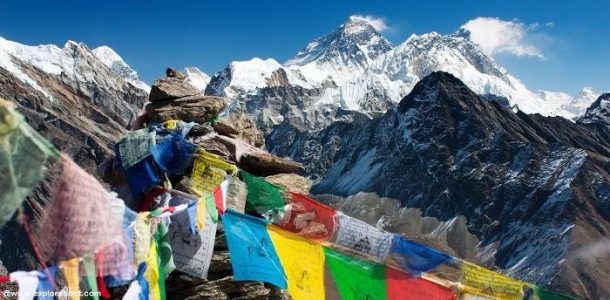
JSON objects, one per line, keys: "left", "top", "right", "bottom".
{"left": 240, "top": 151, "right": 304, "bottom": 176}
{"left": 146, "top": 95, "right": 227, "bottom": 123}
{"left": 274, "top": 72, "right": 609, "bottom": 298}
{"left": 265, "top": 173, "right": 312, "bottom": 195}
{"left": 149, "top": 78, "right": 201, "bottom": 102}
{"left": 213, "top": 110, "right": 265, "bottom": 147}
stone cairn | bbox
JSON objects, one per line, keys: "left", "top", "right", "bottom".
{"left": 103, "top": 68, "right": 310, "bottom": 299}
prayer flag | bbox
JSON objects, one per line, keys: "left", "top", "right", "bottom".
{"left": 388, "top": 235, "right": 451, "bottom": 275}
{"left": 222, "top": 210, "right": 287, "bottom": 288}
{"left": 460, "top": 262, "right": 525, "bottom": 300}
{"left": 134, "top": 213, "right": 152, "bottom": 265}
{"left": 37, "top": 266, "right": 58, "bottom": 300}
{"left": 279, "top": 192, "right": 337, "bottom": 241}
{"left": 83, "top": 255, "right": 100, "bottom": 300}
{"left": 332, "top": 213, "right": 392, "bottom": 261}
{"left": 60, "top": 258, "right": 80, "bottom": 300}
{"left": 241, "top": 171, "right": 286, "bottom": 214}
{"left": 115, "top": 129, "right": 155, "bottom": 169}
{"left": 268, "top": 225, "right": 325, "bottom": 300}
{"left": 9, "top": 271, "right": 39, "bottom": 300}
{"left": 324, "top": 247, "right": 387, "bottom": 300}
{"left": 150, "top": 132, "right": 196, "bottom": 176}
{"left": 533, "top": 286, "right": 577, "bottom": 300}
{"left": 386, "top": 267, "right": 455, "bottom": 300}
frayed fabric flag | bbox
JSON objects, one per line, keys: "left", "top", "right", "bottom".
{"left": 191, "top": 149, "right": 237, "bottom": 197}
{"left": 38, "top": 155, "right": 128, "bottom": 270}
{"left": 460, "top": 262, "right": 525, "bottom": 300}
{"left": 115, "top": 129, "right": 155, "bottom": 170}
{"left": 134, "top": 213, "right": 152, "bottom": 265}
{"left": 60, "top": 258, "right": 80, "bottom": 300}
{"left": 168, "top": 202, "right": 217, "bottom": 279}
{"left": 145, "top": 233, "right": 162, "bottom": 300}
{"left": 150, "top": 132, "right": 196, "bottom": 177}
{"left": 387, "top": 235, "right": 451, "bottom": 275}
{"left": 9, "top": 271, "right": 39, "bottom": 300}
{"left": 155, "top": 221, "right": 175, "bottom": 278}
{"left": 222, "top": 210, "right": 286, "bottom": 288}
{"left": 279, "top": 192, "right": 337, "bottom": 241}
{"left": 331, "top": 213, "right": 392, "bottom": 261}
{"left": 267, "top": 225, "right": 325, "bottom": 300}
{"left": 386, "top": 267, "right": 455, "bottom": 300}
{"left": 240, "top": 171, "right": 286, "bottom": 215}
{"left": 124, "top": 157, "right": 161, "bottom": 202}
{"left": 123, "top": 263, "right": 149, "bottom": 300}
{"left": 324, "top": 247, "right": 386, "bottom": 300}
{"left": 37, "top": 266, "right": 58, "bottom": 300}
{"left": 533, "top": 286, "right": 577, "bottom": 300}
{"left": 213, "top": 177, "right": 232, "bottom": 214}
{"left": 0, "top": 98, "right": 57, "bottom": 226}
{"left": 83, "top": 255, "right": 100, "bottom": 300}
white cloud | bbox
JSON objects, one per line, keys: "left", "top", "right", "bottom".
{"left": 350, "top": 15, "right": 389, "bottom": 32}
{"left": 461, "top": 17, "right": 544, "bottom": 59}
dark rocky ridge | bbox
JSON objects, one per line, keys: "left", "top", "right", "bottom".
{"left": 268, "top": 72, "right": 609, "bottom": 298}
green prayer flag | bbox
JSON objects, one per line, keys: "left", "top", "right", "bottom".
{"left": 534, "top": 285, "right": 578, "bottom": 300}
{"left": 153, "top": 226, "right": 167, "bottom": 300}
{"left": 204, "top": 193, "right": 218, "bottom": 223}
{"left": 324, "top": 247, "right": 387, "bottom": 300}
{"left": 83, "top": 255, "right": 100, "bottom": 300}
{"left": 156, "top": 221, "right": 175, "bottom": 277}
{"left": 240, "top": 170, "right": 286, "bottom": 214}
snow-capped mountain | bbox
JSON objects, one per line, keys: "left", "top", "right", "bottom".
{"left": 539, "top": 87, "right": 601, "bottom": 120}
{"left": 580, "top": 92, "right": 610, "bottom": 127}
{"left": 92, "top": 46, "right": 150, "bottom": 91}
{"left": 285, "top": 15, "right": 393, "bottom": 85}
{"left": 184, "top": 67, "right": 211, "bottom": 92}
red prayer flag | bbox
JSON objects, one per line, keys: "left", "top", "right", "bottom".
{"left": 213, "top": 186, "right": 225, "bottom": 213}
{"left": 386, "top": 267, "right": 455, "bottom": 300}
{"left": 278, "top": 192, "right": 338, "bottom": 241}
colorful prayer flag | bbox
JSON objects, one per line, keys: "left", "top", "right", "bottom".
{"left": 533, "top": 285, "right": 578, "bottom": 300}
{"left": 60, "top": 258, "right": 81, "bottom": 300}
{"left": 460, "top": 262, "right": 525, "bottom": 300}
{"left": 332, "top": 213, "right": 393, "bottom": 261}
{"left": 9, "top": 270, "right": 39, "bottom": 300}
{"left": 279, "top": 192, "right": 337, "bottom": 241}
{"left": 83, "top": 255, "right": 100, "bottom": 300}
{"left": 115, "top": 129, "right": 155, "bottom": 169}
{"left": 388, "top": 235, "right": 451, "bottom": 275}
{"left": 386, "top": 267, "right": 455, "bottom": 300}
{"left": 223, "top": 210, "right": 287, "bottom": 288}
{"left": 268, "top": 225, "right": 325, "bottom": 300}
{"left": 324, "top": 247, "right": 387, "bottom": 300}
{"left": 241, "top": 170, "right": 286, "bottom": 214}
{"left": 150, "top": 132, "right": 196, "bottom": 176}
{"left": 36, "top": 266, "right": 57, "bottom": 300}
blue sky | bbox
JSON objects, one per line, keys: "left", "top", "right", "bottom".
{"left": 1, "top": 0, "right": 608, "bottom": 94}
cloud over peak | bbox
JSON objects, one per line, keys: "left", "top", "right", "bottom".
{"left": 350, "top": 15, "right": 389, "bottom": 32}
{"left": 461, "top": 17, "right": 545, "bottom": 59}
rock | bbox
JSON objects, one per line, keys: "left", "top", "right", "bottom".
{"left": 187, "top": 123, "right": 215, "bottom": 137}
{"left": 146, "top": 95, "right": 227, "bottom": 123}
{"left": 240, "top": 151, "right": 304, "bottom": 176}
{"left": 213, "top": 111, "right": 265, "bottom": 147}
{"left": 148, "top": 78, "right": 201, "bottom": 102}
{"left": 166, "top": 67, "right": 186, "bottom": 80}
{"left": 191, "top": 135, "right": 234, "bottom": 163}
{"left": 166, "top": 275, "right": 271, "bottom": 300}
{"left": 97, "top": 155, "right": 127, "bottom": 184}
{"left": 265, "top": 173, "right": 312, "bottom": 195}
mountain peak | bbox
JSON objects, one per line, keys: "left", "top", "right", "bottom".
{"left": 92, "top": 45, "right": 150, "bottom": 91}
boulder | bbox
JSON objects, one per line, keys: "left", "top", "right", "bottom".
{"left": 240, "top": 151, "right": 304, "bottom": 176}
{"left": 148, "top": 78, "right": 201, "bottom": 102}
{"left": 225, "top": 177, "right": 247, "bottom": 213}
{"left": 166, "top": 275, "right": 271, "bottom": 300}
{"left": 146, "top": 95, "right": 227, "bottom": 123}
{"left": 265, "top": 173, "right": 312, "bottom": 195}
{"left": 213, "top": 111, "right": 265, "bottom": 147}
{"left": 166, "top": 67, "right": 187, "bottom": 80}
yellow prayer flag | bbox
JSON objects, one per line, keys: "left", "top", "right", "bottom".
{"left": 267, "top": 225, "right": 325, "bottom": 300}
{"left": 60, "top": 258, "right": 80, "bottom": 300}
{"left": 135, "top": 213, "right": 151, "bottom": 265}
{"left": 146, "top": 239, "right": 161, "bottom": 300}
{"left": 196, "top": 198, "right": 207, "bottom": 230}
{"left": 460, "top": 262, "right": 525, "bottom": 300}
{"left": 162, "top": 120, "right": 177, "bottom": 130}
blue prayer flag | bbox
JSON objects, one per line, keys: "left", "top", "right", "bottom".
{"left": 389, "top": 235, "right": 451, "bottom": 275}
{"left": 150, "top": 133, "right": 197, "bottom": 176}
{"left": 37, "top": 266, "right": 57, "bottom": 300}
{"left": 223, "top": 210, "right": 287, "bottom": 289}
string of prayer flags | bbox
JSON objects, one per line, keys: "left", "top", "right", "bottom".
{"left": 324, "top": 247, "right": 387, "bottom": 300}
{"left": 331, "top": 213, "right": 393, "bottom": 261}
{"left": 533, "top": 286, "right": 578, "bottom": 300}
{"left": 9, "top": 271, "right": 39, "bottom": 300}
{"left": 38, "top": 155, "right": 128, "bottom": 266}
{"left": 460, "top": 262, "right": 526, "bottom": 300}
{"left": 223, "top": 210, "right": 287, "bottom": 288}
{"left": 60, "top": 258, "right": 81, "bottom": 300}
{"left": 279, "top": 192, "right": 337, "bottom": 241}
{"left": 116, "top": 129, "right": 155, "bottom": 170}
{"left": 386, "top": 267, "right": 455, "bottom": 300}
{"left": 150, "top": 132, "right": 196, "bottom": 176}
{"left": 36, "top": 266, "right": 58, "bottom": 300}
{"left": 241, "top": 170, "right": 286, "bottom": 215}
{"left": 0, "top": 98, "right": 58, "bottom": 226}
{"left": 387, "top": 235, "right": 452, "bottom": 275}
{"left": 267, "top": 225, "right": 325, "bottom": 300}
{"left": 168, "top": 200, "right": 217, "bottom": 279}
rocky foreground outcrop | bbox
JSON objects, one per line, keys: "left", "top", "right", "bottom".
{"left": 101, "top": 68, "right": 304, "bottom": 299}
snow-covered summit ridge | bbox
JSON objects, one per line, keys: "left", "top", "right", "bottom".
{"left": 92, "top": 46, "right": 150, "bottom": 91}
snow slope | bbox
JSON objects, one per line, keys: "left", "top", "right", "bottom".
{"left": 92, "top": 46, "right": 150, "bottom": 91}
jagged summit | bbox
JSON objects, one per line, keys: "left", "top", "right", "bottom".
{"left": 580, "top": 92, "right": 610, "bottom": 126}
{"left": 93, "top": 45, "right": 150, "bottom": 91}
